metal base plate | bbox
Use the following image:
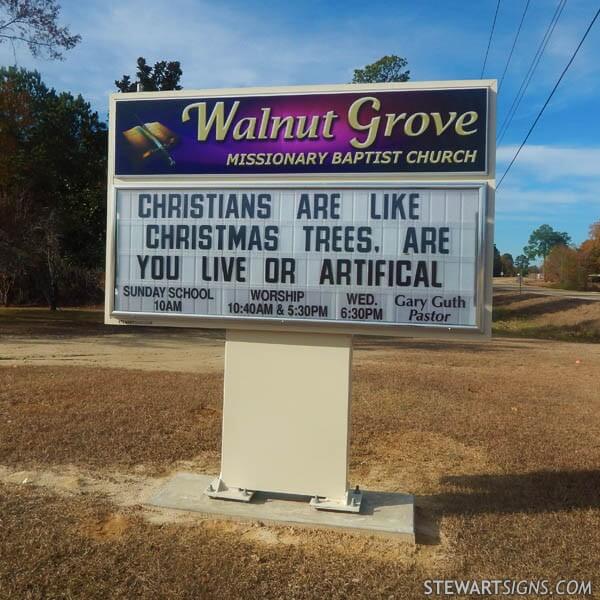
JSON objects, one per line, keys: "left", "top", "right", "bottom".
{"left": 310, "top": 489, "right": 363, "bottom": 513}
{"left": 150, "top": 473, "right": 414, "bottom": 541}
{"left": 205, "top": 477, "right": 255, "bottom": 502}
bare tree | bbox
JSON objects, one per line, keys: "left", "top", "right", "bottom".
{"left": 0, "top": 188, "right": 36, "bottom": 305}
{"left": 33, "top": 209, "right": 63, "bottom": 310}
{"left": 0, "top": 0, "right": 80, "bottom": 60}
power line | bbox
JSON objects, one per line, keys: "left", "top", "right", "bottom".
{"left": 498, "top": 0, "right": 531, "bottom": 91}
{"left": 481, "top": 0, "right": 501, "bottom": 77}
{"left": 497, "top": 7, "right": 600, "bottom": 190}
{"left": 498, "top": 0, "right": 566, "bottom": 143}
{"left": 498, "top": 0, "right": 565, "bottom": 142}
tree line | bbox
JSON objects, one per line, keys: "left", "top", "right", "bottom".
{"left": 543, "top": 222, "right": 600, "bottom": 290}
{"left": 2, "top": 53, "right": 596, "bottom": 306}
{"left": 0, "top": 20, "right": 409, "bottom": 309}
{"left": 5, "top": 2, "right": 594, "bottom": 304}
{"left": 0, "top": 66, "right": 107, "bottom": 308}
{"left": 494, "top": 222, "right": 600, "bottom": 291}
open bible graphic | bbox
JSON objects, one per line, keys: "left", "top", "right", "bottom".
{"left": 122, "top": 120, "right": 178, "bottom": 166}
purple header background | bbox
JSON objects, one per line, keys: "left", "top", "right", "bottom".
{"left": 114, "top": 87, "right": 488, "bottom": 176}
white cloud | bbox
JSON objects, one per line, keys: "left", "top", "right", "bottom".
{"left": 1, "top": 0, "right": 372, "bottom": 109}
{"left": 497, "top": 144, "right": 600, "bottom": 180}
{"left": 0, "top": 0, "right": 484, "bottom": 115}
{"left": 496, "top": 185, "right": 594, "bottom": 212}
{"left": 495, "top": 145, "right": 600, "bottom": 223}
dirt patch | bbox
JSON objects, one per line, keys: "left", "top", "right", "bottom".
{"left": 360, "top": 431, "right": 491, "bottom": 494}
{"left": 0, "top": 482, "right": 441, "bottom": 599}
{"left": 2, "top": 291, "right": 600, "bottom": 379}
{"left": 1, "top": 464, "right": 599, "bottom": 598}
{"left": 0, "top": 307, "right": 225, "bottom": 373}
{"left": 79, "top": 512, "right": 132, "bottom": 541}
{"left": 0, "top": 330, "right": 225, "bottom": 373}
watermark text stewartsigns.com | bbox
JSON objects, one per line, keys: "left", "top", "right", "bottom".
{"left": 423, "top": 579, "right": 592, "bottom": 596}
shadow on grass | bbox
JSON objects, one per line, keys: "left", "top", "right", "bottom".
{"left": 0, "top": 308, "right": 225, "bottom": 342}
{"left": 493, "top": 296, "right": 596, "bottom": 321}
{"left": 354, "top": 337, "right": 526, "bottom": 353}
{"left": 492, "top": 292, "right": 542, "bottom": 307}
{"left": 493, "top": 319, "right": 600, "bottom": 344}
{"left": 415, "top": 469, "right": 600, "bottom": 544}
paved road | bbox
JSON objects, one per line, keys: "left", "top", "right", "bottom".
{"left": 494, "top": 281, "right": 600, "bottom": 301}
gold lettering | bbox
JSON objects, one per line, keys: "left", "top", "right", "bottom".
{"left": 257, "top": 107, "right": 271, "bottom": 138}
{"left": 455, "top": 111, "right": 478, "bottom": 135}
{"left": 384, "top": 112, "right": 407, "bottom": 136}
{"left": 348, "top": 96, "right": 381, "bottom": 149}
{"left": 431, "top": 112, "right": 457, "bottom": 135}
{"left": 232, "top": 116, "right": 257, "bottom": 140}
{"left": 464, "top": 149, "right": 478, "bottom": 162}
{"left": 181, "top": 101, "right": 240, "bottom": 141}
{"left": 441, "top": 150, "right": 454, "bottom": 163}
{"left": 405, "top": 112, "right": 430, "bottom": 136}
{"left": 322, "top": 110, "right": 338, "bottom": 139}
{"left": 295, "top": 115, "right": 321, "bottom": 139}
{"left": 270, "top": 115, "right": 295, "bottom": 140}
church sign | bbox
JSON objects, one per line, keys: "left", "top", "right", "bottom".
{"left": 106, "top": 82, "right": 495, "bottom": 338}
{"left": 114, "top": 86, "right": 489, "bottom": 176}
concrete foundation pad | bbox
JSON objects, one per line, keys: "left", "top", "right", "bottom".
{"left": 148, "top": 473, "right": 414, "bottom": 542}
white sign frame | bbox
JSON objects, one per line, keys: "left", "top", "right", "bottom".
{"left": 108, "top": 181, "right": 489, "bottom": 336}
{"left": 105, "top": 80, "right": 496, "bottom": 341}
{"left": 105, "top": 80, "right": 496, "bottom": 514}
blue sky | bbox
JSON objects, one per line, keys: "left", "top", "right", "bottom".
{"left": 1, "top": 0, "right": 599, "bottom": 258}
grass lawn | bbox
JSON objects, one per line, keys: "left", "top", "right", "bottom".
{"left": 493, "top": 292, "right": 600, "bottom": 342}
{"left": 1, "top": 293, "right": 599, "bottom": 598}
{"left": 2, "top": 290, "right": 600, "bottom": 343}
{"left": 1, "top": 335, "right": 600, "bottom": 598}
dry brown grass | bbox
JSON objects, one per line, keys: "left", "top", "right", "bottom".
{"left": 1, "top": 336, "right": 600, "bottom": 598}
{"left": 0, "top": 484, "right": 429, "bottom": 599}
{"left": 493, "top": 292, "right": 600, "bottom": 342}
{"left": 0, "top": 306, "right": 224, "bottom": 341}
{"left": 0, "top": 307, "right": 108, "bottom": 337}
{"left": 0, "top": 367, "right": 222, "bottom": 474}
{"left": 2, "top": 290, "right": 600, "bottom": 348}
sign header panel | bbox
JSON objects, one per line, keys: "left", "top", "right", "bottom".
{"left": 113, "top": 184, "right": 486, "bottom": 331}
{"left": 114, "top": 87, "right": 489, "bottom": 176}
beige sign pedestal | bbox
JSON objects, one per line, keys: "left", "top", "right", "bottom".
{"left": 206, "top": 329, "right": 362, "bottom": 512}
